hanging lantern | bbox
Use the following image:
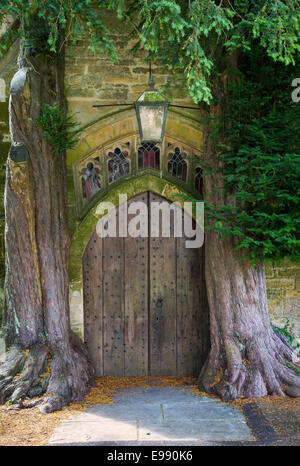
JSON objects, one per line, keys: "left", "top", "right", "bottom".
{"left": 135, "top": 69, "right": 169, "bottom": 144}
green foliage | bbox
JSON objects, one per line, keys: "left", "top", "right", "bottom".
{"left": 273, "top": 320, "right": 300, "bottom": 352}
{"left": 1, "top": 1, "right": 299, "bottom": 103}
{"left": 224, "top": 1, "right": 300, "bottom": 65}
{"left": 273, "top": 320, "right": 300, "bottom": 376}
{"left": 137, "top": 0, "right": 300, "bottom": 103}
{"left": 251, "top": 1, "right": 300, "bottom": 65}
{"left": 138, "top": 0, "right": 234, "bottom": 103}
{"left": 287, "top": 363, "right": 300, "bottom": 377}
{"left": 0, "top": 0, "right": 126, "bottom": 59}
{"left": 32, "top": 103, "right": 80, "bottom": 156}
{"left": 207, "top": 48, "right": 300, "bottom": 263}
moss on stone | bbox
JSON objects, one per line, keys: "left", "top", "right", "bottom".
{"left": 0, "top": 102, "right": 9, "bottom": 122}
{"left": 142, "top": 91, "right": 166, "bottom": 102}
{"left": 69, "top": 174, "right": 195, "bottom": 285}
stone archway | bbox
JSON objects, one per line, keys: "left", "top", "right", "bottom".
{"left": 67, "top": 109, "right": 205, "bottom": 340}
{"left": 69, "top": 174, "right": 206, "bottom": 339}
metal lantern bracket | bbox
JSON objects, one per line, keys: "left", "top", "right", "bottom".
{"left": 92, "top": 101, "right": 199, "bottom": 144}
{"left": 92, "top": 103, "right": 201, "bottom": 110}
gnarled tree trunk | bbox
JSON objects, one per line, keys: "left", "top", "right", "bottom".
{"left": 0, "top": 32, "right": 94, "bottom": 412}
{"left": 198, "top": 97, "right": 300, "bottom": 400}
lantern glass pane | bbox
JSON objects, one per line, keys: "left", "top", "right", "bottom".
{"left": 139, "top": 105, "right": 164, "bottom": 141}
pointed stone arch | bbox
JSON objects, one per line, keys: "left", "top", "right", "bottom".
{"left": 67, "top": 109, "right": 204, "bottom": 338}
{"left": 69, "top": 175, "right": 205, "bottom": 338}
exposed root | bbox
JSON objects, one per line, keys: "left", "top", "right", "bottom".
{"left": 6, "top": 398, "right": 44, "bottom": 411}
{"left": 0, "top": 335, "right": 94, "bottom": 413}
{"left": 198, "top": 327, "right": 300, "bottom": 401}
{"left": 39, "top": 396, "right": 67, "bottom": 414}
{"left": 0, "top": 345, "right": 48, "bottom": 405}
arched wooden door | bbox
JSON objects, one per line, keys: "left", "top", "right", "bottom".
{"left": 83, "top": 192, "right": 209, "bottom": 376}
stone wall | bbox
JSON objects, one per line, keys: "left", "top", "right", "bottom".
{"left": 266, "top": 260, "right": 300, "bottom": 342}
{"left": 65, "top": 13, "right": 196, "bottom": 131}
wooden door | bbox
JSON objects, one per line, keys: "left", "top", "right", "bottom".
{"left": 83, "top": 192, "right": 209, "bottom": 376}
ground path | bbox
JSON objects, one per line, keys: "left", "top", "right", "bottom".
{"left": 48, "top": 386, "right": 253, "bottom": 445}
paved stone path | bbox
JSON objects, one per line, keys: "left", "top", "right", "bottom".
{"left": 48, "top": 386, "right": 254, "bottom": 445}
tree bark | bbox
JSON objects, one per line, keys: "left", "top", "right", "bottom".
{"left": 198, "top": 76, "right": 300, "bottom": 400}
{"left": 0, "top": 33, "right": 94, "bottom": 412}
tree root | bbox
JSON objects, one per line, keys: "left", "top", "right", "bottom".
{"left": 6, "top": 398, "right": 44, "bottom": 411}
{"left": 198, "top": 327, "right": 300, "bottom": 401}
{"left": 0, "top": 334, "right": 94, "bottom": 413}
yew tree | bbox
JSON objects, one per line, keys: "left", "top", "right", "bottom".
{"left": 0, "top": 0, "right": 123, "bottom": 413}
{"left": 137, "top": 0, "right": 300, "bottom": 399}
{"left": 0, "top": 0, "right": 299, "bottom": 412}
